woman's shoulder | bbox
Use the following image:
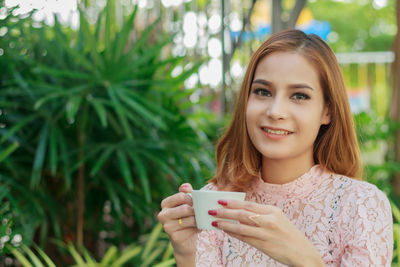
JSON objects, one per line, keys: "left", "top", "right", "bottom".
{"left": 332, "top": 173, "right": 387, "bottom": 197}
{"left": 330, "top": 173, "right": 391, "bottom": 214}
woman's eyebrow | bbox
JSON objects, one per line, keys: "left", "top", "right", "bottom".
{"left": 252, "top": 79, "right": 314, "bottom": 91}
{"left": 289, "top": 84, "right": 314, "bottom": 91}
{"left": 251, "top": 79, "right": 272, "bottom": 87}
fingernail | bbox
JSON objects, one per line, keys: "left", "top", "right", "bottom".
{"left": 218, "top": 200, "right": 228, "bottom": 206}
{"left": 208, "top": 210, "right": 217, "bottom": 216}
{"left": 211, "top": 221, "right": 219, "bottom": 227}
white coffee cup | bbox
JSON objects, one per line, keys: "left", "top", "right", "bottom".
{"left": 189, "top": 190, "right": 246, "bottom": 230}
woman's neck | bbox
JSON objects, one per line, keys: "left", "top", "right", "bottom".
{"left": 261, "top": 157, "right": 315, "bottom": 185}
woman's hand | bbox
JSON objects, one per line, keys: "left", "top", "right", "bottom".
{"left": 157, "top": 183, "right": 199, "bottom": 263}
{"left": 209, "top": 200, "right": 324, "bottom": 267}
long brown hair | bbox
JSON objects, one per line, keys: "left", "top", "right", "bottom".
{"left": 209, "top": 29, "right": 362, "bottom": 192}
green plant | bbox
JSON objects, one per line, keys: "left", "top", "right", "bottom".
{"left": 6, "top": 223, "right": 175, "bottom": 266}
{"left": 0, "top": 0, "right": 214, "bottom": 259}
{"left": 354, "top": 111, "right": 400, "bottom": 193}
{"left": 0, "top": 201, "right": 18, "bottom": 254}
{"left": 391, "top": 200, "right": 400, "bottom": 265}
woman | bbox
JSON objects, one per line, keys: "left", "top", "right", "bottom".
{"left": 157, "top": 29, "right": 393, "bottom": 266}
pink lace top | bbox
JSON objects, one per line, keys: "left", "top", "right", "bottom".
{"left": 196, "top": 165, "right": 393, "bottom": 266}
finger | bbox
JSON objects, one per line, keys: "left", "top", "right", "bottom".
{"left": 165, "top": 216, "right": 197, "bottom": 233}
{"left": 161, "top": 204, "right": 195, "bottom": 221}
{"left": 179, "top": 183, "right": 193, "bottom": 193}
{"left": 161, "top": 192, "right": 193, "bottom": 209}
{"left": 248, "top": 214, "right": 263, "bottom": 226}
{"left": 213, "top": 220, "right": 266, "bottom": 240}
{"left": 209, "top": 208, "right": 258, "bottom": 226}
{"left": 218, "top": 199, "right": 278, "bottom": 214}
{"left": 179, "top": 216, "right": 197, "bottom": 229}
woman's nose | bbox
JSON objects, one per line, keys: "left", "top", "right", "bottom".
{"left": 266, "top": 97, "right": 288, "bottom": 120}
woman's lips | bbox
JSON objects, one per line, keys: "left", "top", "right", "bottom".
{"left": 261, "top": 127, "right": 293, "bottom": 135}
{"left": 261, "top": 127, "right": 293, "bottom": 139}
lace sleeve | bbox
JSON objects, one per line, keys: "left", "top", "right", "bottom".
{"left": 340, "top": 183, "right": 393, "bottom": 267}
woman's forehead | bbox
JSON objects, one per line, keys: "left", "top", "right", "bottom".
{"left": 252, "top": 52, "right": 320, "bottom": 85}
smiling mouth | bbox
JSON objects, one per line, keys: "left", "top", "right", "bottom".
{"left": 261, "top": 128, "right": 293, "bottom": 135}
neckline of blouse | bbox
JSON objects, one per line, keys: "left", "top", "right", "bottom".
{"left": 251, "top": 164, "right": 332, "bottom": 199}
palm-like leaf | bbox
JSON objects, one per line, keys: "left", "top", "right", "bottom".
{"left": 7, "top": 223, "right": 174, "bottom": 266}
{"left": 0, "top": 0, "right": 214, "bottom": 260}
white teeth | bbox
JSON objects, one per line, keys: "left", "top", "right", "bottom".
{"left": 262, "top": 128, "right": 291, "bottom": 135}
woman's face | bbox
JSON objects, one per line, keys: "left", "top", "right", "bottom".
{"left": 245, "top": 51, "right": 330, "bottom": 164}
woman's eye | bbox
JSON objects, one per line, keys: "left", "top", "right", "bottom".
{"left": 253, "top": 88, "right": 271, "bottom": 97}
{"left": 292, "top": 93, "right": 310, "bottom": 101}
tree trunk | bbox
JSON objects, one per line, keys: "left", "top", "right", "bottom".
{"left": 221, "top": 0, "right": 226, "bottom": 114}
{"left": 271, "top": 0, "right": 284, "bottom": 33}
{"left": 390, "top": 0, "right": 400, "bottom": 195}
{"left": 76, "top": 103, "right": 88, "bottom": 249}
{"left": 271, "top": 0, "right": 307, "bottom": 34}
{"left": 226, "top": 0, "right": 257, "bottom": 66}
{"left": 77, "top": 157, "right": 85, "bottom": 248}
{"left": 222, "top": 0, "right": 257, "bottom": 114}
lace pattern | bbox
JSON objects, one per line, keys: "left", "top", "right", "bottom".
{"left": 195, "top": 165, "right": 393, "bottom": 266}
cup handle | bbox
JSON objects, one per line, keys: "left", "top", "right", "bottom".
{"left": 186, "top": 192, "right": 192, "bottom": 198}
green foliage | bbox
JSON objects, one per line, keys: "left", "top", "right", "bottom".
{"left": 6, "top": 223, "right": 175, "bottom": 266}
{"left": 308, "top": 0, "right": 396, "bottom": 52}
{"left": 0, "top": 202, "right": 19, "bottom": 254}
{"left": 0, "top": 0, "right": 214, "bottom": 257}
{"left": 391, "top": 201, "right": 400, "bottom": 265}
{"left": 354, "top": 111, "right": 400, "bottom": 193}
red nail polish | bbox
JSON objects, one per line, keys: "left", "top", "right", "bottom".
{"left": 211, "top": 221, "right": 219, "bottom": 227}
{"left": 208, "top": 210, "right": 217, "bottom": 216}
{"left": 218, "top": 200, "right": 228, "bottom": 206}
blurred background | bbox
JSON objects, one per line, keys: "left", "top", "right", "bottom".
{"left": 0, "top": 0, "right": 400, "bottom": 265}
